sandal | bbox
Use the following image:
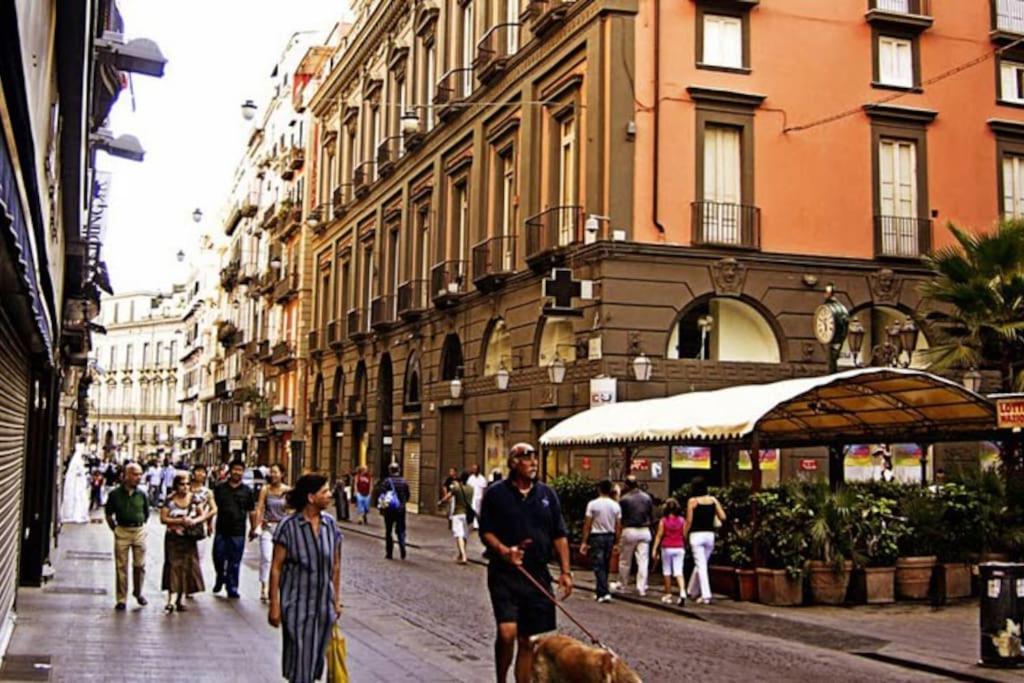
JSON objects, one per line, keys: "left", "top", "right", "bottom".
{"left": 660, "top": 594, "right": 674, "bottom": 604}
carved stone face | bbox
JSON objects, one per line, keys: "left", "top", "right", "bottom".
{"left": 720, "top": 258, "right": 740, "bottom": 285}
{"left": 876, "top": 268, "right": 895, "bottom": 292}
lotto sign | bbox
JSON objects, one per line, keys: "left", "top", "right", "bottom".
{"left": 632, "top": 458, "right": 650, "bottom": 472}
{"left": 997, "top": 398, "right": 1024, "bottom": 429}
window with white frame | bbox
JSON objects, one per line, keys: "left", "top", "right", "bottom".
{"left": 702, "top": 14, "right": 742, "bottom": 69}
{"left": 878, "top": 36, "right": 913, "bottom": 88}
{"left": 1003, "top": 154, "right": 1024, "bottom": 218}
{"left": 1001, "top": 59, "right": 1024, "bottom": 103}
{"left": 701, "top": 124, "right": 742, "bottom": 243}
{"left": 462, "top": 1, "right": 475, "bottom": 97}
{"left": 453, "top": 182, "right": 469, "bottom": 263}
{"left": 878, "top": 138, "right": 919, "bottom": 256}
{"left": 505, "top": 0, "right": 520, "bottom": 55}
{"left": 557, "top": 115, "right": 577, "bottom": 245}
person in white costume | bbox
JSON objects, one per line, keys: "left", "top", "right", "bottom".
{"left": 60, "top": 441, "right": 91, "bottom": 524}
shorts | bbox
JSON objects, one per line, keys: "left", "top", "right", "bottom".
{"left": 662, "top": 547, "right": 684, "bottom": 577}
{"left": 451, "top": 514, "right": 468, "bottom": 539}
{"left": 487, "top": 566, "right": 556, "bottom": 637}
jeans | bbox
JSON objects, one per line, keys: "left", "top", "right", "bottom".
{"left": 618, "top": 527, "right": 652, "bottom": 593}
{"left": 688, "top": 531, "right": 716, "bottom": 600}
{"left": 382, "top": 507, "right": 406, "bottom": 558}
{"left": 213, "top": 534, "right": 245, "bottom": 596}
{"left": 355, "top": 493, "right": 371, "bottom": 518}
{"left": 588, "top": 533, "right": 616, "bottom": 597}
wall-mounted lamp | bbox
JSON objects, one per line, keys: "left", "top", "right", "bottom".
{"left": 176, "top": 250, "right": 185, "bottom": 263}
{"left": 496, "top": 361, "right": 510, "bottom": 391}
{"left": 632, "top": 353, "right": 652, "bottom": 382}
{"left": 548, "top": 353, "right": 567, "bottom": 385}
{"left": 963, "top": 368, "right": 982, "bottom": 394}
{"left": 847, "top": 317, "right": 865, "bottom": 365}
{"left": 241, "top": 99, "right": 258, "bottom": 121}
{"left": 269, "top": 256, "right": 283, "bottom": 270}
{"left": 90, "top": 129, "right": 145, "bottom": 162}
{"left": 449, "top": 376, "right": 463, "bottom": 399}
{"left": 400, "top": 111, "right": 420, "bottom": 135}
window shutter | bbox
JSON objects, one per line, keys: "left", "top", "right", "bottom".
{"left": 703, "top": 15, "right": 742, "bottom": 68}
{"left": 879, "top": 140, "right": 896, "bottom": 216}
{"left": 896, "top": 141, "right": 917, "bottom": 219}
{"left": 1001, "top": 61, "right": 1024, "bottom": 102}
{"left": 1003, "top": 155, "right": 1024, "bottom": 218}
{"left": 879, "top": 37, "right": 912, "bottom": 87}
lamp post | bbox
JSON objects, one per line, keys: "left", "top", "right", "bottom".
{"left": 847, "top": 315, "right": 919, "bottom": 368}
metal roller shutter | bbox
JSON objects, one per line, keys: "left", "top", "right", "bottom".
{"left": 0, "top": 306, "right": 29, "bottom": 645}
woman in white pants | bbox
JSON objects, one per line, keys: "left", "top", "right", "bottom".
{"left": 685, "top": 477, "right": 726, "bottom": 604}
{"left": 252, "top": 464, "right": 290, "bottom": 602}
{"left": 651, "top": 498, "right": 687, "bottom": 605}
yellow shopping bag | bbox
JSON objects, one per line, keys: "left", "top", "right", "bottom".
{"left": 326, "top": 624, "right": 348, "bottom": 683}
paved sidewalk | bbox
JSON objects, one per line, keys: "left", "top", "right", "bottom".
{"left": 342, "top": 508, "right": 1021, "bottom": 683}
{"left": 0, "top": 513, "right": 489, "bottom": 682}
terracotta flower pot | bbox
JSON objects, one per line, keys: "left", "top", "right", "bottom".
{"left": 755, "top": 568, "right": 802, "bottom": 606}
{"left": 807, "top": 560, "right": 853, "bottom": 605}
{"left": 895, "top": 556, "right": 936, "bottom": 600}
{"left": 710, "top": 565, "right": 738, "bottom": 599}
{"left": 937, "top": 562, "right": 972, "bottom": 600}
{"left": 849, "top": 566, "right": 895, "bottom": 604}
{"left": 736, "top": 568, "right": 758, "bottom": 602}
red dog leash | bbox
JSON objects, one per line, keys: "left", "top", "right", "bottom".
{"left": 513, "top": 563, "right": 606, "bottom": 649}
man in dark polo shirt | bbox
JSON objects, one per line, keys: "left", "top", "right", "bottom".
{"left": 104, "top": 462, "right": 149, "bottom": 611}
{"left": 479, "top": 443, "right": 572, "bottom": 683}
{"left": 212, "top": 459, "right": 256, "bottom": 598}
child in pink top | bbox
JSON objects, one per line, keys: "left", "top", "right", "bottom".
{"left": 652, "top": 498, "right": 687, "bottom": 605}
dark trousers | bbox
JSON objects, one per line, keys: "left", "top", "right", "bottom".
{"left": 213, "top": 534, "right": 245, "bottom": 595}
{"left": 382, "top": 507, "right": 406, "bottom": 559}
{"left": 588, "top": 533, "right": 616, "bottom": 597}
{"left": 335, "top": 492, "right": 349, "bottom": 521}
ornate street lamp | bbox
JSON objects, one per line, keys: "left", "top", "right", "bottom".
{"left": 963, "top": 368, "right": 983, "bottom": 393}
{"left": 632, "top": 352, "right": 652, "bottom": 382}
{"left": 400, "top": 111, "right": 420, "bottom": 135}
{"left": 496, "top": 361, "right": 510, "bottom": 391}
{"left": 548, "top": 352, "right": 567, "bottom": 385}
{"left": 192, "top": 208, "right": 203, "bottom": 224}
{"left": 847, "top": 317, "right": 865, "bottom": 365}
{"left": 269, "top": 255, "right": 283, "bottom": 270}
{"left": 176, "top": 249, "right": 185, "bottom": 263}
{"left": 449, "top": 376, "right": 463, "bottom": 399}
{"left": 241, "top": 99, "right": 258, "bottom": 121}
{"left": 899, "top": 318, "right": 919, "bottom": 366}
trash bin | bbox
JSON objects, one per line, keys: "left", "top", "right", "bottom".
{"left": 979, "top": 562, "right": 1024, "bottom": 668}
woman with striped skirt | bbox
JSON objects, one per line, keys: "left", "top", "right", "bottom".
{"left": 268, "top": 473, "right": 343, "bottom": 683}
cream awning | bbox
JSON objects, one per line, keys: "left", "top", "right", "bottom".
{"left": 539, "top": 368, "right": 996, "bottom": 448}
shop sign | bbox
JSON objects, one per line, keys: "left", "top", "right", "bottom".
{"left": 580, "top": 456, "right": 591, "bottom": 470}
{"left": 590, "top": 377, "right": 617, "bottom": 408}
{"left": 270, "top": 412, "right": 295, "bottom": 433}
{"left": 632, "top": 458, "right": 650, "bottom": 471}
{"left": 997, "top": 397, "right": 1024, "bottom": 429}
{"left": 799, "top": 459, "right": 818, "bottom": 471}
{"left": 229, "top": 439, "right": 243, "bottom": 451}
{"left": 216, "top": 424, "right": 228, "bottom": 438}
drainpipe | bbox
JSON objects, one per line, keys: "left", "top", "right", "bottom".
{"left": 652, "top": 0, "right": 666, "bottom": 237}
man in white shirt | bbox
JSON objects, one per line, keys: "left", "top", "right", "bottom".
{"left": 144, "top": 462, "right": 162, "bottom": 507}
{"left": 579, "top": 480, "right": 621, "bottom": 603}
{"left": 466, "top": 463, "right": 489, "bottom": 530}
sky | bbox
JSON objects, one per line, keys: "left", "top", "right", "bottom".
{"left": 99, "top": 0, "right": 349, "bottom": 294}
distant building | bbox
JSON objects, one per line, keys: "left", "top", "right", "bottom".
{"left": 87, "top": 290, "right": 186, "bottom": 463}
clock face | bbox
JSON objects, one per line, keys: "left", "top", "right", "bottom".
{"left": 814, "top": 305, "right": 836, "bottom": 344}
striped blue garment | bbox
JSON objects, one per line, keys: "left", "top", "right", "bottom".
{"left": 273, "top": 511, "right": 342, "bottom": 683}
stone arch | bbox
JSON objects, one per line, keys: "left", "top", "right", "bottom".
{"left": 481, "top": 318, "right": 512, "bottom": 376}
{"left": 666, "top": 295, "right": 782, "bottom": 363}
{"left": 404, "top": 351, "right": 422, "bottom": 411}
{"left": 440, "top": 333, "right": 464, "bottom": 381}
{"left": 535, "top": 316, "right": 576, "bottom": 367}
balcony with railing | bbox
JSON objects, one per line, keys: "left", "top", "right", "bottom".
{"left": 370, "top": 294, "right": 398, "bottom": 331}
{"left": 257, "top": 339, "right": 272, "bottom": 361}
{"left": 690, "top": 202, "right": 761, "bottom": 250}
{"left": 527, "top": 0, "right": 576, "bottom": 39}
{"left": 309, "top": 203, "right": 329, "bottom": 235}
{"left": 271, "top": 340, "right": 296, "bottom": 366}
{"left": 430, "top": 260, "right": 468, "bottom": 309}
{"left": 347, "top": 308, "right": 370, "bottom": 342}
{"left": 434, "top": 68, "right": 474, "bottom": 119}
{"left": 240, "top": 198, "right": 258, "bottom": 218}
{"left": 397, "top": 279, "right": 429, "bottom": 320}
{"left": 475, "top": 23, "right": 520, "bottom": 83}
{"left": 472, "top": 234, "right": 517, "bottom": 292}
{"left": 867, "top": 0, "right": 932, "bottom": 30}
{"left": 280, "top": 146, "right": 305, "bottom": 180}
{"left": 262, "top": 201, "right": 278, "bottom": 230}
{"left": 273, "top": 271, "right": 299, "bottom": 304}
{"left": 332, "top": 184, "right": 353, "bottom": 218}
{"left": 220, "top": 261, "right": 240, "bottom": 291}
{"left": 346, "top": 395, "right": 366, "bottom": 418}
{"left": 325, "top": 398, "right": 340, "bottom": 418}
{"left": 225, "top": 204, "right": 243, "bottom": 236}
{"left": 353, "top": 161, "right": 375, "bottom": 198}
{"left": 994, "top": 0, "right": 1024, "bottom": 36}
{"left": 326, "top": 318, "right": 345, "bottom": 350}
{"left": 525, "top": 205, "right": 585, "bottom": 269}
{"left": 376, "top": 137, "right": 403, "bottom": 178}
{"left": 309, "top": 329, "right": 322, "bottom": 359}
{"left": 278, "top": 203, "right": 303, "bottom": 240}
{"left": 874, "top": 215, "right": 932, "bottom": 258}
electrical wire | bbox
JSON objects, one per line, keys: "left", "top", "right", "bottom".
{"left": 784, "top": 35, "right": 1024, "bottom": 134}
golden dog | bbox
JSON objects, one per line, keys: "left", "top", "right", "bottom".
{"left": 530, "top": 634, "right": 643, "bottom": 683}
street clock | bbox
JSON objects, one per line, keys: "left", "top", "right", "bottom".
{"left": 814, "top": 299, "right": 850, "bottom": 346}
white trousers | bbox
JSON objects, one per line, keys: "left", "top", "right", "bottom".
{"left": 617, "top": 527, "right": 652, "bottom": 592}
{"left": 259, "top": 527, "right": 275, "bottom": 584}
{"left": 688, "top": 531, "right": 716, "bottom": 600}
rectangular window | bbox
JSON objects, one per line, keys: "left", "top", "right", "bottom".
{"left": 362, "top": 244, "right": 374, "bottom": 313}
{"left": 701, "top": 125, "right": 743, "bottom": 243}
{"left": 878, "top": 138, "right": 919, "bottom": 256}
{"left": 453, "top": 182, "right": 469, "bottom": 262}
{"left": 505, "top": 0, "right": 520, "bottom": 55}
{"left": 142, "top": 343, "right": 150, "bottom": 368}
{"left": 417, "top": 208, "right": 431, "bottom": 306}
{"left": 1003, "top": 154, "right": 1024, "bottom": 218}
{"left": 388, "top": 227, "right": 401, "bottom": 297}
{"left": 997, "top": 0, "right": 1024, "bottom": 34}
{"left": 878, "top": 36, "right": 914, "bottom": 88}
{"left": 558, "top": 116, "right": 577, "bottom": 245}
{"left": 125, "top": 344, "right": 133, "bottom": 370}
{"left": 500, "top": 151, "right": 515, "bottom": 240}
{"left": 702, "top": 14, "right": 743, "bottom": 69}
{"left": 426, "top": 41, "right": 437, "bottom": 130}
{"left": 1001, "top": 59, "right": 1024, "bottom": 103}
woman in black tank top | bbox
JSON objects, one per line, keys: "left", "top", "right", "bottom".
{"left": 685, "top": 477, "right": 726, "bottom": 604}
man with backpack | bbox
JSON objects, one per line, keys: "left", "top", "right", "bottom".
{"left": 376, "top": 463, "right": 411, "bottom": 560}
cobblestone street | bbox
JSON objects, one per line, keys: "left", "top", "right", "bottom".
{"left": 1, "top": 510, "right": 993, "bottom": 682}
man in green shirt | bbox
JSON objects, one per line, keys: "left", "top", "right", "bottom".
{"left": 104, "top": 463, "right": 149, "bottom": 610}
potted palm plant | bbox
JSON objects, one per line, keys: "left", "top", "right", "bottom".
{"left": 849, "top": 489, "right": 904, "bottom": 604}
{"left": 803, "top": 484, "right": 857, "bottom": 605}
{"left": 933, "top": 482, "right": 980, "bottom": 601}
{"left": 895, "top": 487, "right": 943, "bottom": 600}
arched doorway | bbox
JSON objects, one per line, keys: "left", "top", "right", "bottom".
{"left": 402, "top": 352, "right": 422, "bottom": 511}
{"left": 666, "top": 297, "right": 781, "bottom": 362}
{"left": 438, "top": 334, "right": 464, "bottom": 513}
{"left": 351, "top": 361, "right": 368, "bottom": 472}
{"left": 377, "top": 354, "right": 394, "bottom": 477}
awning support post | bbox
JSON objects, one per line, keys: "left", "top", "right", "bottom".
{"left": 919, "top": 442, "right": 932, "bottom": 486}
{"left": 750, "top": 432, "right": 762, "bottom": 493}
{"left": 621, "top": 446, "right": 633, "bottom": 480}
{"left": 828, "top": 444, "right": 845, "bottom": 492}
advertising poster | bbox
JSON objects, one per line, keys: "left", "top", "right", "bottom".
{"left": 671, "top": 446, "right": 711, "bottom": 470}
{"left": 737, "top": 449, "right": 779, "bottom": 471}
{"left": 844, "top": 444, "right": 874, "bottom": 482}
{"left": 891, "top": 443, "right": 922, "bottom": 467}
{"left": 980, "top": 441, "right": 1001, "bottom": 471}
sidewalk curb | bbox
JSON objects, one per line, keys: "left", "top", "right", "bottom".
{"left": 855, "top": 651, "right": 1014, "bottom": 683}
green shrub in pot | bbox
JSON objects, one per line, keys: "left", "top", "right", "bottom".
{"left": 549, "top": 472, "right": 595, "bottom": 544}
{"left": 751, "top": 485, "right": 810, "bottom": 579}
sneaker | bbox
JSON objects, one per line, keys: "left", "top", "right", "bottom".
{"left": 677, "top": 597, "right": 686, "bottom": 607}
{"left": 660, "top": 594, "right": 674, "bottom": 604}
{"left": 598, "top": 594, "right": 612, "bottom": 603}
{"left": 609, "top": 581, "right": 623, "bottom": 592}
{"left": 637, "top": 590, "right": 647, "bottom": 598}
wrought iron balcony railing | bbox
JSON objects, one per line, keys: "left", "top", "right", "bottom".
{"left": 472, "top": 234, "right": 517, "bottom": 292}
{"left": 347, "top": 308, "right": 370, "bottom": 342}
{"left": 690, "top": 201, "right": 761, "bottom": 249}
{"left": 434, "top": 68, "right": 474, "bottom": 118}
{"left": 430, "top": 260, "right": 468, "bottom": 309}
{"left": 525, "top": 205, "right": 585, "bottom": 266}
{"left": 874, "top": 215, "right": 932, "bottom": 258}
{"left": 475, "top": 23, "right": 520, "bottom": 83}
{"left": 397, "top": 279, "right": 429, "bottom": 320}
{"left": 370, "top": 294, "right": 398, "bottom": 331}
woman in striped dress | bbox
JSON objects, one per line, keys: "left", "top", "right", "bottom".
{"left": 268, "top": 474, "right": 342, "bottom": 683}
